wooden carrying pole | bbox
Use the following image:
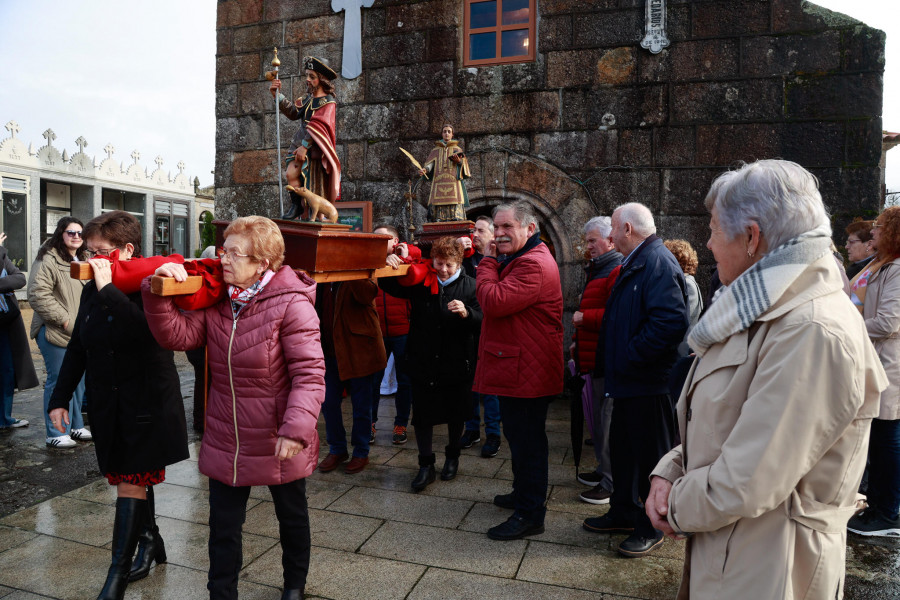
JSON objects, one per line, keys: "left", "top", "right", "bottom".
{"left": 71, "top": 261, "right": 409, "bottom": 295}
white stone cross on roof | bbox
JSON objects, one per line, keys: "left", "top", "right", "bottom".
{"left": 76, "top": 136, "right": 88, "bottom": 153}
{"left": 177, "top": 160, "right": 185, "bottom": 173}
{"left": 43, "top": 129, "right": 57, "bottom": 144}
{"left": 131, "top": 150, "right": 141, "bottom": 164}
{"left": 5, "top": 121, "right": 20, "bottom": 138}
{"left": 104, "top": 143, "right": 116, "bottom": 158}
{"left": 332, "top": 0, "right": 375, "bottom": 79}
{"left": 155, "top": 156, "right": 164, "bottom": 168}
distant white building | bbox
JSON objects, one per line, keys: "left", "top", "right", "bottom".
{"left": 0, "top": 119, "right": 207, "bottom": 276}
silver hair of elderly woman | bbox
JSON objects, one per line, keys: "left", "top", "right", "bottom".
{"left": 705, "top": 159, "right": 831, "bottom": 249}
{"left": 584, "top": 215, "right": 612, "bottom": 238}
{"left": 493, "top": 200, "right": 538, "bottom": 228}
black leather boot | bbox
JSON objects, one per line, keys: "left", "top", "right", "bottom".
{"left": 440, "top": 457, "right": 459, "bottom": 481}
{"left": 411, "top": 454, "right": 436, "bottom": 492}
{"left": 281, "top": 589, "right": 304, "bottom": 600}
{"left": 128, "top": 486, "right": 167, "bottom": 582}
{"left": 97, "top": 497, "right": 145, "bottom": 600}
{"left": 281, "top": 189, "right": 303, "bottom": 220}
{"left": 442, "top": 444, "right": 460, "bottom": 480}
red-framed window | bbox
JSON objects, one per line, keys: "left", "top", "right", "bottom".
{"left": 463, "top": 0, "right": 536, "bottom": 67}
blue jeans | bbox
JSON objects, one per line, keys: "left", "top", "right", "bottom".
{"left": 868, "top": 418, "right": 900, "bottom": 520}
{"left": 371, "top": 335, "right": 412, "bottom": 428}
{"left": 37, "top": 327, "right": 85, "bottom": 437}
{"left": 465, "top": 392, "right": 501, "bottom": 436}
{"left": 499, "top": 396, "right": 550, "bottom": 524}
{"left": 321, "top": 354, "right": 373, "bottom": 458}
{"left": 0, "top": 328, "right": 15, "bottom": 427}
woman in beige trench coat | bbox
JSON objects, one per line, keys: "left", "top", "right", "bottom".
{"left": 646, "top": 159, "right": 887, "bottom": 599}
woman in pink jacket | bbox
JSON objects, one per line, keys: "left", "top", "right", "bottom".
{"left": 142, "top": 216, "right": 325, "bottom": 600}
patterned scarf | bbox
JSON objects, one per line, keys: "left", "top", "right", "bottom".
{"left": 849, "top": 256, "right": 891, "bottom": 314}
{"left": 688, "top": 224, "right": 832, "bottom": 356}
{"left": 229, "top": 270, "right": 275, "bottom": 316}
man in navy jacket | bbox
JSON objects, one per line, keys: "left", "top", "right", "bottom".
{"left": 585, "top": 202, "right": 688, "bottom": 558}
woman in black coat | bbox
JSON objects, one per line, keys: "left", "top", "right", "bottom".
{"left": 49, "top": 211, "right": 188, "bottom": 600}
{"left": 380, "top": 236, "right": 482, "bottom": 492}
{"left": 0, "top": 237, "right": 39, "bottom": 428}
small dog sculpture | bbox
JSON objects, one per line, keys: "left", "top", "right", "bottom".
{"left": 285, "top": 185, "right": 339, "bottom": 223}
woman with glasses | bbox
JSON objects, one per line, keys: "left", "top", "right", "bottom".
{"left": 847, "top": 207, "right": 900, "bottom": 538}
{"left": 143, "top": 216, "right": 325, "bottom": 600}
{"left": 845, "top": 219, "right": 877, "bottom": 280}
{"left": 48, "top": 210, "right": 188, "bottom": 600}
{"left": 26, "top": 217, "right": 91, "bottom": 448}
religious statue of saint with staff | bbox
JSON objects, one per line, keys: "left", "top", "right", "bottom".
{"left": 411, "top": 124, "right": 471, "bottom": 222}
{"left": 269, "top": 56, "right": 342, "bottom": 220}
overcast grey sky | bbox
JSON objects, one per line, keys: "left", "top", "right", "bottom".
{"left": 0, "top": 1, "right": 896, "bottom": 191}
{"left": 0, "top": 1, "right": 217, "bottom": 186}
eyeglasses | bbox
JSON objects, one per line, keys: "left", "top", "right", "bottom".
{"left": 873, "top": 223, "right": 883, "bottom": 229}
{"left": 846, "top": 238, "right": 862, "bottom": 245}
{"left": 217, "top": 247, "right": 252, "bottom": 261}
{"left": 64, "top": 230, "right": 82, "bottom": 238}
{"left": 85, "top": 247, "right": 121, "bottom": 258}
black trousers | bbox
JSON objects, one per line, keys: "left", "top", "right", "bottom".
{"left": 208, "top": 477, "right": 311, "bottom": 599}
{"left": 608, "top": 394, "right": 675, "bottom": 538}
{"left": 499, "top": 396, "right": 551, "bottom": 524}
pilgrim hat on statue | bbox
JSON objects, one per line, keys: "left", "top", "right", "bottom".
{"left": 303, "top": 56, "right": 337, "bottom": 81}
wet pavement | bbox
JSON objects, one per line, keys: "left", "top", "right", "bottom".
{"left": 0, "top": 308, "right": 898, "bottom": 598}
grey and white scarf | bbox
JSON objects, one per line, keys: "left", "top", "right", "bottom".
{"left": 688, "top": 224, "right": 832, "bottom": 356}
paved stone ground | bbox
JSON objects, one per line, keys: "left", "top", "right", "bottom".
{"left": 0, "top": 309, "right": 897, "bottom": 599}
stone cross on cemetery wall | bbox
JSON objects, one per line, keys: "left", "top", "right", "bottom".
{"left": 332, "top": 0, "right": 375, "bottom": 79}
{"left": 640, "top": 0, "right": 670, "bottom": 54}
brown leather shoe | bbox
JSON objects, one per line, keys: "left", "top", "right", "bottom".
{"left": 344, "top": 456, "right": 369, "bottom": 474}
{"left": 318, "top": 452, "right": 349, "bottom": 473}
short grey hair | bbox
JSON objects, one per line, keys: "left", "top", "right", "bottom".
{"left": 584, "top": 216, "right": 612, "bottom": 238}
{"left": 705, "top": 159, "right": 831, "bottom": 249}
{"left": 493, "top": 201, "right": 537, "bottom": 228}
{"left": 614, "top": 203, "right": 656, "bottom": 238}
{"left": 475, "top": 215, "right": 494, "bottom": 233}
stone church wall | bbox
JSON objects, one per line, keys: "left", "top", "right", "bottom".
{"left": 215, "top": 0, "right": 885, "bottom": 322}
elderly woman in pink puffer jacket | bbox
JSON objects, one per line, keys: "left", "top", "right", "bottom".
{"left": 142, "top": 216, "right": 325, "bottom": 600}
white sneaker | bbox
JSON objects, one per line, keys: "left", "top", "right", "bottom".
{"left": 70, "top": 428, "right": 93, "bottom": 441}
{"left": 9, "top": 418, "right": 28, "bottom": 428}
{"left": 47, "top": 435, "right": 77, "bottom": 448}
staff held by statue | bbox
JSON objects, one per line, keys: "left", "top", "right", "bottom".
{"left": 264, "top": 48, "right": 285, "bottom": 217}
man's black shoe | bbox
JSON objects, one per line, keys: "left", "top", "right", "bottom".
{"left": 582, "top": 513, "right": 634, "bottom": 534}
{"left": 617, "top": 531, "right": 664, "bottom": 558}
{"left": 493, "top": 493, "right": 516, "bottom": 509}
{"left": 480, "top": 434, "right": 501, "bottom": 458}
{"left": 459, "top": 430, "right": 481, "bottom": 449}
{"left": 487, "top": 515, "right": 544, "bottom": 541}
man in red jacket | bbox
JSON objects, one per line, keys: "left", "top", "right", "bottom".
{"left": 474, "top": 201, "right": 563, "bottom": 541}
{"left": 371, "top": 225, "right": 416, "bottom": 445}
{"left": 571, "top": 216, "right": 622, "bottom": 505}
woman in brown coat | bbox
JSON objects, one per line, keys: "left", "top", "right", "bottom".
{"left": 647, "top": 160, "right": 886, "bottom": 599}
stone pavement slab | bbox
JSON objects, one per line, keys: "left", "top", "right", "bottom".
{"left": 406, "top": 568, "right": 616, "bottom": 600}
{"left": 519, "top": 540, "right": 683, "bottom": 599}
{"left": 360, "top": 520, "right": 527, "bottom": 577}
{"left": 326, "top": 486, "right": 473, "bottom": 528}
